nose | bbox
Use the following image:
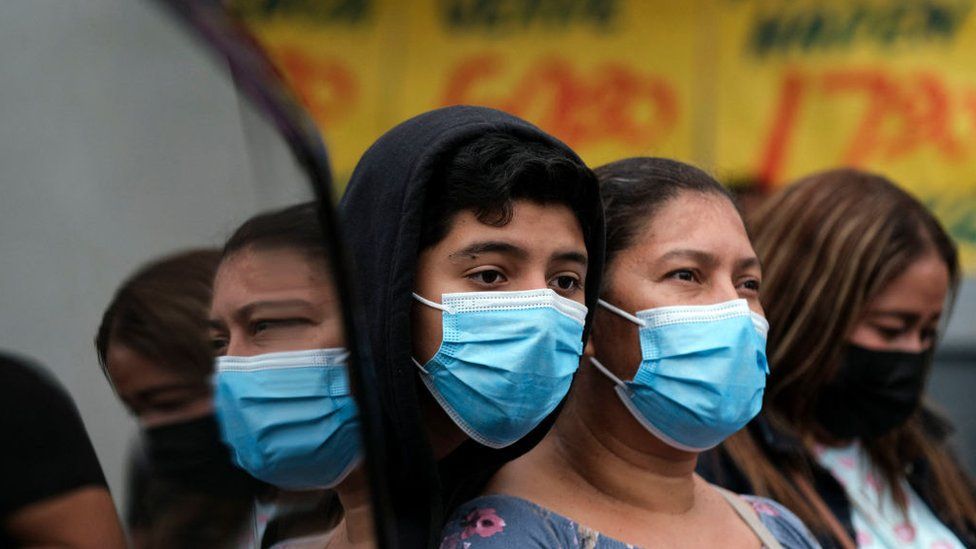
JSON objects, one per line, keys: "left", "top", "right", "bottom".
{"left": 902, "top": 331, "right": 929, "bottom": 354}
{"left": 512, "top": 271, "right": 551, "bottom": 292}
{"left": 709, "top": 278, "right": 741, "bottom": 305}
{"left": 224, "top": 331, "right": 251, "bottom": 358}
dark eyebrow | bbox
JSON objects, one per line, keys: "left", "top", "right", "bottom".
{"left": 449, "top": 241, "right": 528, "bottom": 262}
{"left": 657, "top": 249, "right": 719, "bottom": 268}
{"left": 735, "top": 256, "right": 762, "bottom": 272}
{"left": 866, "top": 310, "right": 922, "bottom": 323}
{"left": 135, "top": 382, "right": 203, "bottom": 403}
{"left": 235, "top": 299, "right": 315, "bottom": 323}
{"left": 551, "top": 250, "right": 588, "bottom": 267}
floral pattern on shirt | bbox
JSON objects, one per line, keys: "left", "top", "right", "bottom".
{"left": 461, "top": 508, "right": 506, "bottom": 539}
{"left": 816, "top": 443, "right": 965, "bottom": 549}
{"left": 441, "top": 494, "right": 820, "bottom": 548}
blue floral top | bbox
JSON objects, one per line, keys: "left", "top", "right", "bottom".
{"left": 440, "top": 494, "right": 821, "bottom": 548}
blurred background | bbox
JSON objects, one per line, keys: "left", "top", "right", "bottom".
{"left": 0, "top": 0, "right": 973, "bottom": 516}
{"left": 0, "top": 0, "right": 312, "bottom": 515}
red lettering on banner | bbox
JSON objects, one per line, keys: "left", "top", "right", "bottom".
{"left": 271, "top": 46, "right": 358, "bottom": 125}
{"left": 758, "top": 71, "right": 806, "bottom": 187}
{"left": 442, "top": 54, "right": 678, "bottom": 150}
{"left": 758, "top": 68, "right": 976, "bottom": 184}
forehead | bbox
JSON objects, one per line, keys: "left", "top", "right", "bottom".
{"left": 212, "top": 247, "right": 332, "bottom": 308}
{"left": 630, "top": 193, "right": 751, "bottom": 255}
{"left": 869, "top": 252, "right": 950, "bottom": 313}
{"left": 443, "top": 201, "right": 585, "bottom": 251}
{"left": 104, "top": 343, "right": 187, "bottom": 392}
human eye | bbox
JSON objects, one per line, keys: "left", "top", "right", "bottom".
{"left": 209, "top": 330, "right": 228, "bottom": 356}
{"left": 150, "top": 399, "right": 188, "bottom": 413}
{"left": 251, "top": 318, "right": 307, "bottom": 336}
{"left": 549, "top": 272, "right": 582, "bottom": 294}
{"left": 465, "top": 268, "right": 509, "bottom": 288}
{"left": 871, "top": 323, "right": 906, "bottom": 341}
{"left": 210, "top": 338, "right": 228, "bottom": 356}
{"left": 737, "top": 278, "right": 761, "bottom": 294}
{"left": 665, "top": 268, "right": 698, "bottom": 283}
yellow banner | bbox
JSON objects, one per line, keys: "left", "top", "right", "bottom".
{"left": 230, "top": 0, "right": 399, "bottom": 182}
{"left": 232, "top": 1, "right": 699, "bottom": 178}
{"left": 231, "top": 0, "right": 976, "bottom": 272}
{"left": 713, "top": 0, "right": 976, "bottom": 269}
{"left": 392, "top": 1, "right": 698, "bottom": 170}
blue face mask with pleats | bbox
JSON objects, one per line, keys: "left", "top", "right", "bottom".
{"left": 591, "top": 298, "right": 768, "bottom": 452}
{"left": 214, "top": 348, "right": 360, "bottom": 490}
{"left": 412, "top": 289, "right": 587, "bottom": 448}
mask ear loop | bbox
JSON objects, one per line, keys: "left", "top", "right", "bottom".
{"left": 410, "top": 357, "right": 430, "bottom": 375}
{"left": 589, "top": 356, "right": 627, "bottom": 388}
{"left": 591, "top": 299, "right": 645, "bottom": 388}
{"left": 597, "top": 299, "right": 647, "bottom": 327}
{"left": 412, "top": 292, "right": 452, "bottom": 313}
{"left": 410, "top": 293, "right": 447, "bottom": 375}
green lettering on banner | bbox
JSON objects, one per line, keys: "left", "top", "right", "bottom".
{"left": 231, "top": 0, "right": 374, "bottom": 25}
{"left": 748, "top": 0, "right": 974, "bottom": 57}
{"left": 440, "top": 0, "right": 618, "bottom": 34}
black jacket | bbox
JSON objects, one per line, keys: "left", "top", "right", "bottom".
{"left": 339, "top": 106, "right": 605, "bottom": 548}
{"left": 698, "top": 410, "right": 976, "bottom": 548}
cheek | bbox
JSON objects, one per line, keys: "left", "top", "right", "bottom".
{"left": 140, "top": 396, "right": 215, "bottom": 428}
{"left": 411, "top": 302, "right": 444, "bottom": 362}
{"left": 314, "top": 318, "right": 346, "bottom": 349}
{"left": 591, "top": 312, "right": 643, "bottom": 381}
{"left": 847, "top": 323, "right": 889, "bottom": 350}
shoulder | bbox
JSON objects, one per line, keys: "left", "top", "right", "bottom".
{"left": 0, "top": 352, "right": 107, "bottom": 516}
{"left": 439, "top": 494, "right": 586, "bottom": 549}
{"left": 740, "top": 495, "right": 822, "bottom": 549}
{"left": 0, "top": 352, "right": 65, "bottom": 397}
{"left": 0, "top": 352, "right": 92, "bottom": 444}
{"left": 0, "top": 352, "right": 82, "bottom": 429}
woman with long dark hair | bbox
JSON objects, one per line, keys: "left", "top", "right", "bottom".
{"left": 700, "top": 169, "right": 976, "bottom": 548}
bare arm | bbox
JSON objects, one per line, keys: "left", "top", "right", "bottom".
{"left": 4, "top": 486, "right": 126, "bottom": 549}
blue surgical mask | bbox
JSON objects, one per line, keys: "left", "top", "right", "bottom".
{"left": 592, "top": 298, "right": 768, "bottom": 452}
{"left": 413, "top": 289, "right": 587, "bottom": 448}
{"left": 214, "top": 348, "right": 360, "bottom": 490}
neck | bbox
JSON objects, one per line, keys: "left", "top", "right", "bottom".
{"left": 418, "top": 385, "right": 468, "bottom": 459}
{"left": 543, "top": 392, "right": 700, "bottom": 514}
{"left": 331, "top": 468, "right": 374, "bottom": 547}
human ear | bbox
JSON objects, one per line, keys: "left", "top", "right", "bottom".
{"left": 583, "top": 338, "right": 596, "bottom": 359}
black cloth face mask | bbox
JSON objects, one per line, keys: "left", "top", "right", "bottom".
{"left": 143, "top": 414, "right": 262, "bottom": 496}
{"left": 814, "top": 344, "right": 931, "bottom": 440}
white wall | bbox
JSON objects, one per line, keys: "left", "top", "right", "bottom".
{"left": 0, "top": 0, "right": 311, "bottom": 511}
{"left": 931, "top": 282, "right": 976, "bottom": 473}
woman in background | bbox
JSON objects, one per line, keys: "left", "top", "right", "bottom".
{"left": 209, "top": 202, "right": 366, "bottom": 549}
{"left": 97, "top": 249, "right": 263, "bottom": 548}
{"left": 99, "top": 243, "right": 341, "bottom": 548}
{"left": 700, "top": 169, "right": 976, "bottom": 548}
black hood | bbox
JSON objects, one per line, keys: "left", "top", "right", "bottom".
{"left": 338, "top": 105, "right": 605, "bottom": 547}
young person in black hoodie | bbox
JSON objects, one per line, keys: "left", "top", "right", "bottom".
{"left": 339, "top": 106, "right": 605, "bottom": 547}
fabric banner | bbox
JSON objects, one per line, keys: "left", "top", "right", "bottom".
{"left": 230, "top": 0, "right": 976, "bottom": 271}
